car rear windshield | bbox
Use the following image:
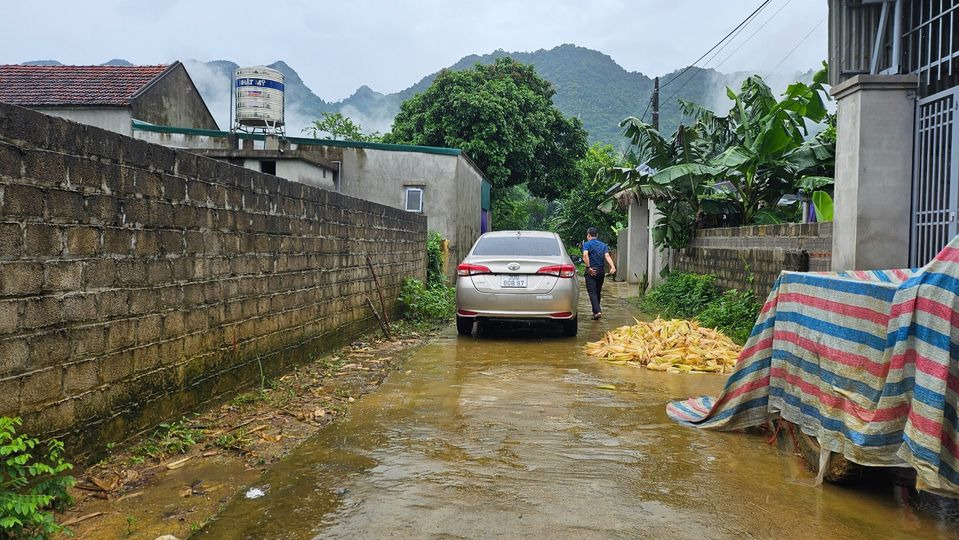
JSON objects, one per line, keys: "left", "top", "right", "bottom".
{"left": 472, "top": 236, "right": 562, "bottom": 257}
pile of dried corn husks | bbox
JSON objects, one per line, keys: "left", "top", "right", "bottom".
{"left": 584, "top": 318, "right": 741, "bottom": 374}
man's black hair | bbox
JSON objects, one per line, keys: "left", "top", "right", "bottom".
{"left": 586, "top": 227, "right": 598, "bottom": 238}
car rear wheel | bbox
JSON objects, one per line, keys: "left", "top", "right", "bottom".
{"left": 561, "top": 316, "right": 578, "bottom": 337}
{"left": 456, "top": 315, "right": 474, "bottom": 336}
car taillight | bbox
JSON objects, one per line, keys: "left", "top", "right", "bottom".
{"left": 457, "top": 263, "right": 491, "bottom": 276}
{"left": 536, "top": 264, "right": 576, "bottom": 278}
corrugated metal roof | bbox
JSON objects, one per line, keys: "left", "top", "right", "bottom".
{"left": 0, "top": 64, "right": 172, "bottom": 106}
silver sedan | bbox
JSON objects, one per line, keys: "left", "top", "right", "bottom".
{"left": 455, "top": 231, "right": 579, "bottom": 336}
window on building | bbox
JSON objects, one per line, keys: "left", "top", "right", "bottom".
{"left": 405, "top": 187, "right": 424, "bottom": 213}
{"left": 260, "top": 160, "right": 276, "bottom": 175}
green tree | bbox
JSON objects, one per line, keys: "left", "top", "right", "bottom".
{"left": 549, "top": 143, "right": 626, "bottom": 247}
{"left": 302, "top": 112, "right": 382, "bottom": 142}
{"left": 602, "top": 63, "right": 834, "bottom": 248}
{"left": 386, "top": 57, "right": 588, "bottom": 200}
{"left": 491, "top": 184, "right": 547, "bottom": 231}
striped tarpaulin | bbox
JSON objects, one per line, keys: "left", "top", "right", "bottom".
{"left": 667, "top": 235, "right": 959, "bottom": 496}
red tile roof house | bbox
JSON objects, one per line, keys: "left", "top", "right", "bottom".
{"left": 0, "top": 61, "right": 218, "bottom": 136}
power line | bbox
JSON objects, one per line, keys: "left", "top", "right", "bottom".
{"left": 640, "top": 93, "right": 654, "bottom": 123}
{"left": 700, "top": 2, "right": 772, "bottom": 69}
{"left": 764, "top": 15, "right": 827, "bottom": 77}
{"left": 641, "top": 0, "right": 772, "bottom": 123}
{"left": 661, "top": 0, "right": 812, "bottom": 108}
{"left": 658, "top": 0, "right": 773, "bottom": 91}
{"left": 714, "top": 0, "right": 795, "bottom": 70}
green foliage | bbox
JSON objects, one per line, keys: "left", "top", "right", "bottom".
{"left": 697, "top": 289, "right": 761, "bottom": 345}
{"left": 124, "top": 514, "right": 138, "bottom": 537}
{"left": 492, "top": 185, "right": 548, "bottom": 231}
{"left": 214, "top": 432, "right": 252, "bottom": 452}
{"left": 0, "top": 417, "right": 74, "bottom": 539}
{"left": 601, "top": 63, "right": 835, "bottom": 249}
{"left": 302, "top": 112, "right": 382, "bottom": 142}
{"left": 812, "top": 191, "right": 834, "bottom": 222}
{"left": 133, "top": 421, "right": 201, "bottom": 460}
{"left": 398, "top": 278, "right": 455, "bottom": 323}
{"left": 386, "top": 57, "right": 588, "bottom": 199}
{"left": 549, "top": 143, "right": 626, "bottom": 247}
{"left": 641, "top": 273, "right": 718, "bottom": 318}
{"left": 640, "top": 273, "right": 761, "bottom": 345}
{"left": 426, "top": 231, "right": 445, "bottom": 286}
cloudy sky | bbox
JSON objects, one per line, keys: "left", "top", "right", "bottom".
{"left": 0, "top": 0, "right": 827, "bottom": 101}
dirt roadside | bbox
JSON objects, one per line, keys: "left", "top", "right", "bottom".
{"left": 56, "top": 322, "right": 442, "bottom": 539}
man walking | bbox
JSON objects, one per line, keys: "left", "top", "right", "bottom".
{"left": 582, "top": 227, "right": 616, "bottom": 320}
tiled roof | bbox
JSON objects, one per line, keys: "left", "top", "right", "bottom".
{"left": 0, "top": 64, "right": 172, "bottom": 106}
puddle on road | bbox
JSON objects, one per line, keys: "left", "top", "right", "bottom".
{"left": 199, "top": 282, "right": 959, "bottom": 539}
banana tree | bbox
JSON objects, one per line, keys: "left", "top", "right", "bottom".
{"left": 599, "top": 120, "right": 720, "bottom": 248}
{"left": 601, "top": 63, "right": 835, "bottom": 248}
{"left": 706, "top": 66, "right": 832, "bottom": 223}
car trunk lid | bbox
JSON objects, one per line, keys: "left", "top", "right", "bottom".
{"left": 465, "top": 257, "right": 564, "bottom": 294}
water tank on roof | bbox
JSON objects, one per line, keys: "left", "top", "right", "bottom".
{"left": 234, "top": 66, "right": 284, "bottom": 129}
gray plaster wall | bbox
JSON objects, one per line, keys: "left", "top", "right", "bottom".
{"left": 333, "top": 147, "right": 479, "bottom": 277}
{"left": 831, "top": 75, "right": 916, "bottom": 271}
{"left": 452, "top": 155, "right": 484, "bottom": 269}
{"left": 240, "top": 159, "right": 336, "bottom": 191}
{"left": 626, "top": 200, "right": 649, "bottom": 284}
{"left": 33, "top": 108, "right": 132, "bottom": 136}
{"left": 131, "top": 63, "right": 219, "bottom": 130}
{"left": 339, "top": 147, "right": 457, "bottom": 210}
{"left": 615, "top": 228, "right": 629, "bottom": 282}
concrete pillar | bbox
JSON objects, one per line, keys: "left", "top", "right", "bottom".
{"left": 626, "top": 199, "right": 649, "bottom": 284}
{"left": 647, "top": 199, "right": 669, "bottom": 289}
{"left": 615, "top": 228, "right": 629, "bottom": 282}
{"left": 831, "top": 74, "right": 917, "bottom": 271}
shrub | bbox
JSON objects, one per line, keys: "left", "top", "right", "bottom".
{"left": 640, "top": 272, "right": 761, "bottom": 345}
{"left": 641, "top": 272, "right": 718, "bottom": 318}
{"left": 398, "top": 278, "right": 455, "bottom": 323}
{"left": 0, "top": 417, "right": 74, "bottom": 539}
{"left": 697, "top": 289, "right": 762, "bottom": 345}
{"left": 426, "top": 231, "right": 445, "bottom": 286}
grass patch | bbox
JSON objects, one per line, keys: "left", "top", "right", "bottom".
{"left": 398, "top": 278, "right": 455, "bottom": 323}
{"left": 697, "top": 289, "right": 761, "bottom": 345}
{"left": 213, "top": 431, "right": 253, "bottom": 452}
{"left": 132, "top": 420, "right": 202, "bottom": 460}
{"left": 639, "top": 272, "right": 760, "bottom": 345}
{"left": 641, "top": 272, "right": 718, "bottom": 318}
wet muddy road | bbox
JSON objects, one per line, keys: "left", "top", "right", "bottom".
{"left": 199, "top": 283, "right": 957, "bottom": 539}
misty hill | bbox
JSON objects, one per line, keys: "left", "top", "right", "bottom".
{"left": 23, "top": 59, "right": 137, "bottom": 67}
{"left": 27, "top": 45, "right": 813, "bottom": 146}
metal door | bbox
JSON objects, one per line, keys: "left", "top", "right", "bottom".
{"left": 911, "top": 87, "right": 959, "bottom": 267}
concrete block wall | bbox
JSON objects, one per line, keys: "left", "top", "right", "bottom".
{"left": 673, "top": 223, "right": 832, "bottom": 297}
{"left": 0, "top": 103, "right": 426, "bottom": 456}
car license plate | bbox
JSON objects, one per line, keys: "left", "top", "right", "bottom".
{"left": 501, "top": 275, "right": 527, "bottom": 288}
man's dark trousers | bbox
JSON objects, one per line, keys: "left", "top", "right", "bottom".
{"left": 585, "top": 272, "right": 604, "bottom": 315}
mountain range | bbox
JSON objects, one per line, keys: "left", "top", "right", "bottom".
{"left": 24, "top": 45, "right": 815, "bottom": 147}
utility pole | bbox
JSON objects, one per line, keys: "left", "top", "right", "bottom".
{"left": 651, "top": 76, "right": 660, "bottom": 131}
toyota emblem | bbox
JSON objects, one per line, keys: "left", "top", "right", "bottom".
{"left": 507, "top": 262, "right": 520, "bottom": 271}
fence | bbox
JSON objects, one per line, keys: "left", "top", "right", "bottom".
{"left": 672, "top": 223, "right": 832, "bottom": 297}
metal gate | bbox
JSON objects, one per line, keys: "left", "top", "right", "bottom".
{"left": 911, "top": 87, "right": 959, "bottom": 267}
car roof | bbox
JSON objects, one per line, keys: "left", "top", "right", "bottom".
{"left": 480, "top": 230, "right": 559, "bottom": 239}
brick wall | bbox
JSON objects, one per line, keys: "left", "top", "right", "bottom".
{"left": 0, "top": 103, "right": 426, "bottom": 457}
{"left": 673, "top": 222, "right": 832, "bottom": 297}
